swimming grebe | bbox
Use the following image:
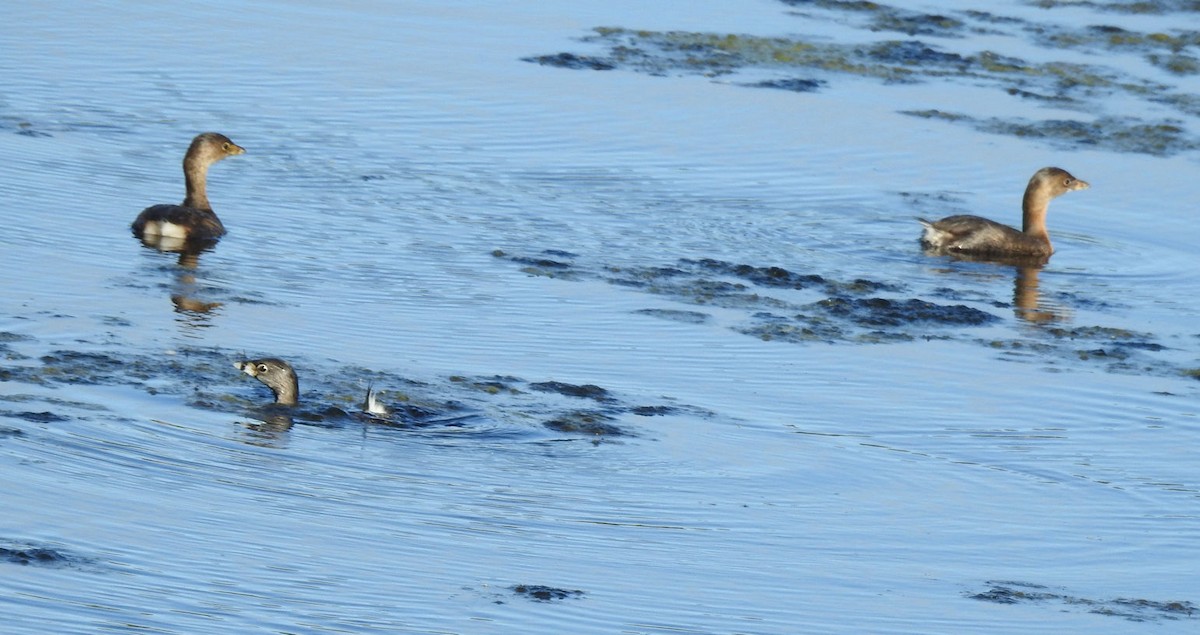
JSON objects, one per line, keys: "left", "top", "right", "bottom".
{"left": 235, "top": 358, "right": 299, "bottom": 406}
{"left": 918, "top": 167, "right": 1089, "bottom": 258}
{"left": 132, "top": 132, "right": 245, "bottom": 243}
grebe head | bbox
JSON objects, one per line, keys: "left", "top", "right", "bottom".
{"left": 235, "top": 357, "right": 299, "bottom": 406}
{"left": 188, "top": 132, "right": 245, "bottom": 167}
{"left": 1030, "top": 166, "right": 1089, "bottom": 198}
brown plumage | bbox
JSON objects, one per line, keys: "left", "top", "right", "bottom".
{"left": 918, "top": 167, "right": 1089, "bottom": 259}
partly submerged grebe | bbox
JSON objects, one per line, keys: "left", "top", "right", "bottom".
{"left": 235, "top": 358, "right": 299, "bottom": 406}
{"left": 234, "top": 357, "right": 392, "bottom": 417}
{"left": 919, "top": 167, "right": 1089, "bottom": 259}
{"left": 132, "top": 132, "right": 245, "bottom": 243}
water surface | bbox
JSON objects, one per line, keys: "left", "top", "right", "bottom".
{"left": 2, "top": 1, "right": 1198, "bottom": 633}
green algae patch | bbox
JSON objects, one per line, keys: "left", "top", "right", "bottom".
{"left": 782, "top": 1, "right": 968, "bottom": 37}
{"left": 1043, "top": 325, "right": 1151, "bottom": 342}
{"left": 977, "top": 321, "right": 1167, "bottom": 373}
{"left": 970, "top": 580, "right": 1197, "bottom": 623}
{"left": 449, "top": 375, "right": 522, "bottom": 395}
{"left": 7, "top": 339, "right": 700, "bottom": 440}
{"left": 1, "top": 541, "right": 93, "bottom": 569}
{"left": 497, "top": 249, "right": 1186, "bottom": 378}
{"left": 1033, "top": 23, "right": 1200, "bottom": 75}
{"left": 870, "top": 13, "right": 964, "bottom": 37}
{"left": 810, "top": 296, "right": 996, "bottom": 328}
{"left": 532, "top": 28, "right": 966, "bottom": 82}
{"left": 902, "top": 110, "right": 1197, "bottom": 155}
{"left": 511, "top": 584, "right": 586, "bottom": 602}
{"left": 523, "top": 52, "right": 615, "bottom": 71}
{"left": 498, "top": 250, "right": 998, "bottom": 345}
{"left": 491, "top": 249, "right": 582, "bottom": 280}
{"left": 1149, "top": 52, "right": 1200, "bottom": 74}
{"left": 633, "top": 308, "right": 712, "bottom": 324}
{"left": 784, "top": 0, "right": 886, "bottom": 11}
{"left": 1029, "top": 1, "right": 1200, "bottom": 14}
{"left": 542, "top": 410, "right": 627, "bottom": 437}
{"left": 523, "top": 1, "right": 1200, "bottom": 155}
{"left": 529, "top": 381, "right": 614, "bottom": 402}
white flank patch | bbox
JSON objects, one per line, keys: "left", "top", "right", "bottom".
{"left": 140, "top": 220, "right": 187, "bottom": 239}
{"left": 140, "top": 220, "right": 163, "bottom": 237}
{"left": 157, "top": 222, "right": 189, "bottom": 239}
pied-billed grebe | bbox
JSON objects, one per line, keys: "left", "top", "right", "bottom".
{"left": 235, "top": 358, "right": 388, "bottom": 412}
{"left": 234, "top": 358, "right": 447, "bottom": 426}
{"left": 132, "top": 132, "right": 245, "bottom": 243}
{"left": 235, "top": 358, "right": 299, "bottom": 406}
{"left": 918, "top": 167, "right": 1089, "bottom": 258}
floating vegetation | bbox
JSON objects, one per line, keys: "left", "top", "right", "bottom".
{"left": 448, "top": 374, "right": 524, "bottom": 395}
{"left": 528, "top": 381, "right": 614, "bottom": 402}
{"left": 0, "top": 118, "right": 54, "bottom": 138}
{"left": 543, "top": 410, "right": 627, "bottom": 437}
{"left": 1017, "top": 21, "right": 1200, "bottom": 77}
{"left": 497, "top": 250, "right": 994, "bottom": 345}
{"left": 491, "top": 249, "right": 582, "bottom": 279}
{"left": 528, "top": 29, "right": 968, "bottom": 81}
{"left": 522, "top": 0, "right": 1200, "bottom": 155}
{"left": 809, "top": 296, "right": 996, "bottom": 327}
{"left": 782, "top": 0, "right": 890, "bottom": 11}
{"left": 1041, "top": 24, "right": 1200, "bottom": 55}
{"left": 1148, "top": 52, "right": 1200, "bottom": 74}
{"left": 743, "top": 77, "right": 825, "bottom": 92}
{"left": 0, "top": 540, "right": 90, "bottom": 569}
{"left": 676, "top": 259, "right": 831, "bottom": 291}
{"left": 902, "top": 110, "right": 1197, "bottom": 156}
{"left": 511, "top": 584, "right": 586, "bottom": 602}
{"left": 496, "top": 250, "right": 1179, "bottom": 377}
{"left": 633, "top": 308, "right": 711, "bottom": 324}
{"left": 982, "top": 320, "right": 1170, "bottom": 372}
{"left": 971, "top": 580, "right": 1197, "bottom": 622}
{"left": 1, "top": 411, "right": 70, "bottom": 424}
{"left": 1042, "top": 325, "right": 1153, "bottom": 342}
{"left": 0, "top": 332, "right": 33, "bottom": 343}
{"left": 630, "top": 405, "right": 679, "bottom": 416}
{"left": 1, "top": 546, "right": 70, "bottom": 567}
{"left": 523, "top": 52, "right": 615, "bottom": 71}
{"left": 1028, "top": 0, "right": 1200, "bottom": 14}
{"left": 782, "top": 1, "right": 969, "bottom": 37}
{"left": 0, "top": 335, "right": 695, "bottom": 441}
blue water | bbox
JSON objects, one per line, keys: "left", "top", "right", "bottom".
{"left": 2, "top": 1, "right": 1198, "bottom": 633}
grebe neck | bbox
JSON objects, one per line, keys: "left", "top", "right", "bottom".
{"left": 1021, "top": 180, "right": 1051, "bottom": 239}
{"left": 182, "top": 155, "right": 212, "bottom": 210}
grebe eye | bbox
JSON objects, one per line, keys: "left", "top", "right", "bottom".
{"left": 257, "top": 364, "right": 269, "bottom": 373}
{"left": 1064, "top": 178, "right": 1073, "bottom": 186}
{"left": 222, "top": 142, "right": 232, "bottom": 151}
